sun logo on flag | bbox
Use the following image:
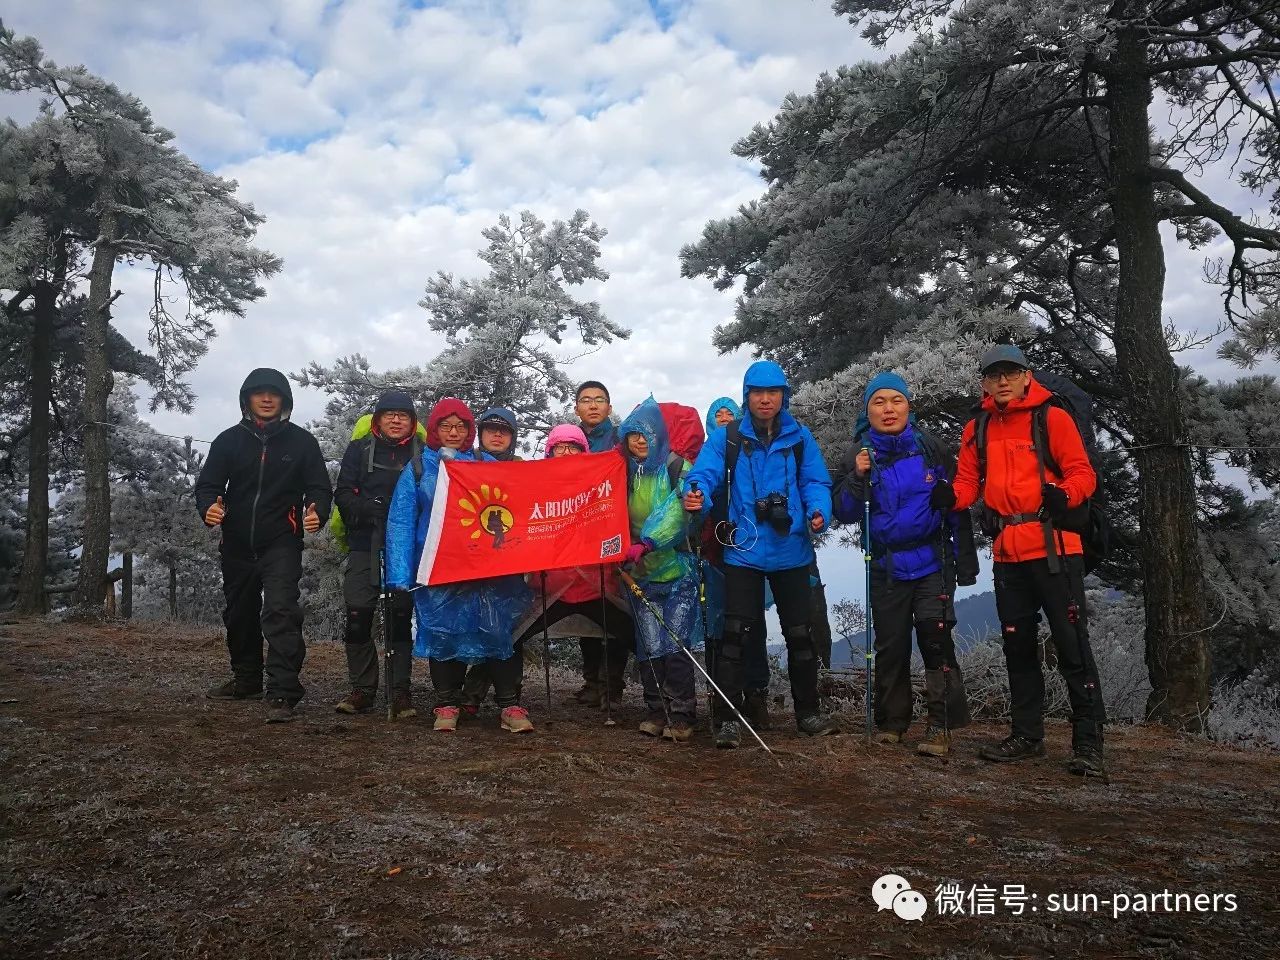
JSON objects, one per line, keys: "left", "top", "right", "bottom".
{"left": 459, "top": 484, "right": 515, "bottom": 549}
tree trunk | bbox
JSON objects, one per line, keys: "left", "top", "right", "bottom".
{"left": 1107, "top": 33, "right": 1211, "bottom": 731}
{"left": 168, "top": 561, "right": 177, "bottom": 619}
{"left": 73, "top": 210, "right": 119, "bottom": 614}
{"left": 14, "top": 280, "right": 56, "bottom": 615}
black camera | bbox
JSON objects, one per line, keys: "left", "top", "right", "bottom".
{"left": 754, "top": 492, "right": 791, "bottom": 533}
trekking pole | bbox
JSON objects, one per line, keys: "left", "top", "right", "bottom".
{"left": 689, "top": 481, "right": 716, "bottom": 737}
{"left": 619, "top": 569, "right": 776, "bottom": 760}
{"left": 539, "top": 571, "right": 553, "bottom": 718}
{"left": 862, "top": 454, "right": 875, "bottom": 744}
{"left": 375, "top": 513, "right": 395, "bottom": 722}
{"left": 598, "top": 567, "right": 617, "bottom": 727}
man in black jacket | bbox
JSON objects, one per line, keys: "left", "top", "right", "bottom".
{"left": 333, "top": 390, "right": 420, "bottom": 719}
{"left": 195, "top": 368, "right": 331, "bottom": 723}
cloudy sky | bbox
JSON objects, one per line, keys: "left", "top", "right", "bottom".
{"left": 7, "top": 1, "right": 1275, "bottom": 606}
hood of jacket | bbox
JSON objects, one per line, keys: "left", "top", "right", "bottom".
{"left": 705, "top": 396, "right": 741, "bottom": 434}
{"left": 741, "top": 360, "right": 790, "bottom": 410}
{"left": 544, "top": 423, "right": 589, "bottom": 457}
{"left": 425, "top": 397, "right": 476, "bottom": 451}
{"left": 239, "top": 368, "right": 294, "bottom": 420}
{"left": 619, "top": 396, "right": 672, "bottom": 478}
{"left": 477, "top": 406, "right": 519, "bottom": 460}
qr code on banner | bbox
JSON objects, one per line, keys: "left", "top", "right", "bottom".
{"left": 600, "top": 535, "right": 622, "bottom": 559}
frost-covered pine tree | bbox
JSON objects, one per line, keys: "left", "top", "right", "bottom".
{"left": 682, "top": 0, "right": 1280, "bottom": 731}
{"left": 421, "top": 209, "right": 628, "bottom": 435}
{"left": 0, "top": 24, "right": 281, "bottom": 615}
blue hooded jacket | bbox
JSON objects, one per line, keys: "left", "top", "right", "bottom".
{"left": 705, "top": 397, "right": 741, "bottom": 436}
{"left": 385, "top": 446, "right": 532, "bottom": 661}
{"left": 583, "top": 419, "right": 619, "bottom": 453}
{"left": 683, "top": 361, "right": 832, "bottom": 573}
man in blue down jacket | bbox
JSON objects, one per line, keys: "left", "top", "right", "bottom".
{"left": 832, "top": 372, "right": 978, "bottom": 756}
{"left": 682, "top": 361, "right": 838, "bottom": 747}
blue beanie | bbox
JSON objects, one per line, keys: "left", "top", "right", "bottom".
{"left": 863, "top": 372, "right": 912, "bottom": 412}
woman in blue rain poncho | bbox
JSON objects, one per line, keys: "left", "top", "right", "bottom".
{"left": 385, "top": 398, "right": 533, "bottom": 734}
{"left": 619, "top": 397, "right": 703, "bottom": 742}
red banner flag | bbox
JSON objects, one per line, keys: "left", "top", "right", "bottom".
{"left": 416, "top": 450, "right": 631, "bottom": 586}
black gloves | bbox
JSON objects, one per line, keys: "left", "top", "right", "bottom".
{"left": 1041, "top": 484, "right": 1070, "bottom": 521}
{"left": 929, "top": 481, "right": 956, "bottom": 512}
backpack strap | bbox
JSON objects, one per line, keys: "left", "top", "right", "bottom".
{"left": 1029, "top": 403, "right": 1062, "bottom": 574}
{"left": 411, "top": 435, "right": 424, "bottom": 482}
{"left": 973, "top": 412, "right": 991, "bottom": 490}
{"left": 665, "top": 451, "right": 684, "bottom": 491}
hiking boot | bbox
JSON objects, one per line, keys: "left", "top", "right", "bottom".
{"left": 1065, "top": 744, "right": 1106, "bottom": 778}
{"left": 264, "top": 698, "right": 295, "bottom": 724}
{"left": 978, "top": 734, "right": 1046, "bottom": 763}
{"left": 797, "top": 713, "right": 839, "bottom": 737}
{"left": 715, "top": 720, "right": 741, "bottom": 749}
{"left": 663, "top": 719, "right": 695, "bottom": 743}
{"left": 917, "top": 726, "right": 951, "bottom": 757}
{"left": 742, "top": 688, "right": 772, "bottom": 730}
{"left": 335, "top": 689, "right": 375, "bottom": 714}
{"left": 874, "top": 730, "right": 903, "bottom": 745}
{"left": 459, "top": 703, "right": 479, "bottom": 720}
{"left": 500, "top": 706, "right": 534, "bottom": 734}
{"left": 574, "top": 682, "right": 603, "bottom": 707}
{"left": 391, "top": 693, "right": 417, "bottom": 721}
{"left": 206, "top": 679, "right": 262, "bottom": 701}
{"left": 603, "top": 688, "right": 625, "bottom": 711}
{"left": 638, "top": 714, "right": 666, "bottom": 738}
{"left": 432, "top": 706, "right": 460, "bottom": 732}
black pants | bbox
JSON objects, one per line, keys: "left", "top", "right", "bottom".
{"left": 994, "top": 555, "right": 1106, "bottom": 747}
{"left": 432, "top": 657, "right": 523, "bottom": 709}
{"left": 220, "top": 539, "right": 305, "bottom": 703}
{"left": 343, "top": 550, "right": 413, "bottom": 696}
{"left": 870, "top": 568, "right": 969, "bottom": 731}
{"left": 716, "top": 564, "right": 819, "bottom": 722}
{"left": 462, "top": 639, "right": 524, "bottom": 707}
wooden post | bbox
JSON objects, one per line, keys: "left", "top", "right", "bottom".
{"left": 103, "top": 578, "right": 117, "bottom": 618}
{"left": 121, "top": 552, "right": 133, "bottom": 620}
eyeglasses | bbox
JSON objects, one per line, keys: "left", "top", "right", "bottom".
{"left": 981, "top": 368, "right": 1027, "bottom": 383}
{"left": 552, "top": 443, "right": 584, "bottom": 455}
{"left": 437, "top": 421, "right": 468, "bottom": 435}
{"left": 381, "top": 411, "right": 412, "bottom": 420}
{"left": 576, "top": 396, "right": 609, "bottom": 406}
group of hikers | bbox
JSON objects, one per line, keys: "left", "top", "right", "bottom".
{"left": 194, "top": 344, "right": 1108, "bottom": 778}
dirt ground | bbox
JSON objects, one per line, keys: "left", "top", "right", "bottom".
{"left": 1, "top": 619, "right": 1277, "bottom": 960}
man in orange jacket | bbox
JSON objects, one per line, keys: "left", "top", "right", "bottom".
{"left": 943, "top": 345, "right": 1106, "bottom": 776}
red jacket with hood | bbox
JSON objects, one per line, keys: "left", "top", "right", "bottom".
{"left": 952, "top": 376, "right": 1096, "bottom": 563}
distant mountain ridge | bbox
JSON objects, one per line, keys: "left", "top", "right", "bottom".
{"left": 827, "top": 590, "right": 998, "bottom": 667}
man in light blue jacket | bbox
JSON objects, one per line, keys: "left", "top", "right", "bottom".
{"left": 683, "top": 361, "right": 838, "bottom": 747}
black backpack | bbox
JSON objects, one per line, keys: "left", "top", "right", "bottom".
{"left": 972, "top": 371, "right": 1111, "bottom": 574}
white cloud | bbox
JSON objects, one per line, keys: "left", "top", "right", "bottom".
{"left": 4, "top": 0, "right": 1274, "bottom": 473}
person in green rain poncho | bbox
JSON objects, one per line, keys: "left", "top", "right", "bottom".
{"left": 618, "top": 397, "right": 705, "bottom": 743}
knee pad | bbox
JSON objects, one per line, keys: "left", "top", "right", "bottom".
{"left": 914, "top": 619, "right": 953, "bottom": 670}
{"left": 344, "top": 607, "right": 374, "bottom": 644}
{"left": 1000, "top": 618, "right": 1039, "bottom": 669}
{"left": 720, "top": 617, "right": 752, "bottom": 663}
{"left": 783, "top": 623, "right": 814, "bottom": 663}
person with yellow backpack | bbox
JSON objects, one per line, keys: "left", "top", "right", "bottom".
{"left": 332, "top": 390, "right": 425, "bottom": 719}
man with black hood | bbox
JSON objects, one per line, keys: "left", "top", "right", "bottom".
{"left": 333, "top": 390, "right": 421, "bottom": 719}
{"left": 195, "top": 368, "right": 332, "bottom": 724}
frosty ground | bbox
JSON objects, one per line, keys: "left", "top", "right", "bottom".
{"left": 1, "top": 621, "right": 1277, "bottom": 960}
